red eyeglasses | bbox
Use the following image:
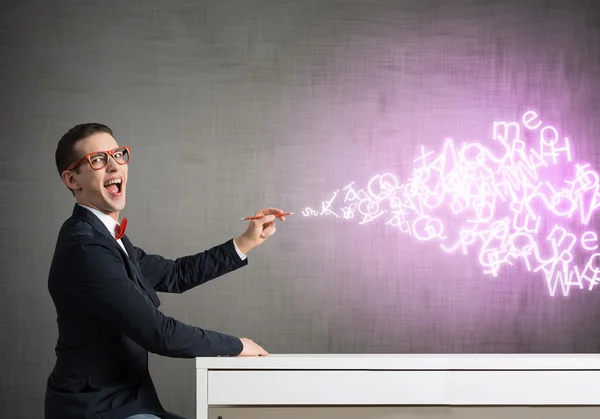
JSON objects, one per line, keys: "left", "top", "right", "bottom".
{"left": 66, "top": 146, "right": 130, "bottom": 171}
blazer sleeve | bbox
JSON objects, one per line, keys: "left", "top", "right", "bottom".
{"left": 134, "top": 239, "right": 248, "bottom": 294}
{"left": 65, "top": 241, "right": 243, "bottom": 357}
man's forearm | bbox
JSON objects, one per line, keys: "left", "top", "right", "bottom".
{"left": 137, "top": 240, "right": 248, "bottom": 293}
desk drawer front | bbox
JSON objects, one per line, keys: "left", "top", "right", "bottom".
{"left": 447, "top": 371, "right": 600, "bottom": 404}
{"left": 207, "top": 370, "right": 600, "bottom": 405}
{"left": 208, "top": 370, "right": 446, "bottom": 405}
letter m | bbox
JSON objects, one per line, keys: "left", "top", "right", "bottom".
{"left": 493, "top": 120, "right": 520, "bottom": 147}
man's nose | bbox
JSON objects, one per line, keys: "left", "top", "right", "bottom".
{"left": 106, "top": 157, "right": 119, "bottom": 171}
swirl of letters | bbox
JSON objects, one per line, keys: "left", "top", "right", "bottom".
{"left": 302, "top": 111, "right": 600, "bottom": 296}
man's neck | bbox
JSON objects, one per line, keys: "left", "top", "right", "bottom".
{"left": 76, "top": 200, "right": 119, "bottom": 222}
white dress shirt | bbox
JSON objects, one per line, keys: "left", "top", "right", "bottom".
{"left": 77, "top": 204, "right": 247, "bottom": 260}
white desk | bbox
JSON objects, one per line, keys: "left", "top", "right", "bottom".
{"left": 195, "top": 354, "right": 600, "bottom": 419}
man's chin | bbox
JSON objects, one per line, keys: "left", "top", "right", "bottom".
{"left": 111, "top": 197, "right": 126, "bottom": 211}
{"left": 102, "top": 192, "right": 126, "bottom": 210}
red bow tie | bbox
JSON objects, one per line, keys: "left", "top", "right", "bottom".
{"left": 115, "top": 218, "right": 128, "bottom": 240}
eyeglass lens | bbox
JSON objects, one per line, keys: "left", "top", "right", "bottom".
{"left": 89, "top": 147, "right": 129, "bottom": 169}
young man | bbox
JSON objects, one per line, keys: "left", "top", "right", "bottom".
{"left": 44, "top": 123, "right": 285, "bottom": 419}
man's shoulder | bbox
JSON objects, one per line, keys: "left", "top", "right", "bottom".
{"left": 49, "top": 219, "right": 125, "bottom": 286}
{"left": 56, "top": 216, "right": 102, "bottom": 248}
{"left": 61, "top": 215, "right": 94, "bottom": 237}
{"left": 52, "top": 216, "right": 122, "bottom": 264}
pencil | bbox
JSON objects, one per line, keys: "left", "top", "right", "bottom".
{"left": 239, "top": 212, "right": 294, "bottom": 221}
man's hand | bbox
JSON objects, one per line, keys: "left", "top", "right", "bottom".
{"left": 234, "top": 207, "right": 286, "bottom": 254}
{"left": 238, "top": 337, "right": 269, "bottom": 356}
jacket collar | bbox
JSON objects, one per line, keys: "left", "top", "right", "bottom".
{"left": 72, "top": 203, "right": 116, "bottom": 241}
{"left": 78, "top": 204, "right": 121, "bottom": 238}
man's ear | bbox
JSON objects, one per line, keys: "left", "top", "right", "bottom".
{"left": 61, "top": 170, "right": 81, "bottom": 192}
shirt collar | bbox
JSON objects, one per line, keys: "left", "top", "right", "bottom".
{"left": 78, "top": 204, "right": 121, "bottom": 239}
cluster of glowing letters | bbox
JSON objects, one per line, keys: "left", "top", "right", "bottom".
{"left": 302, "top": 111, "right": 600, "bottom": 296}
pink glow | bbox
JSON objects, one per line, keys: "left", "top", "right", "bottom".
{"left": 303, "top": 111, "right": 599, "bottom": 296}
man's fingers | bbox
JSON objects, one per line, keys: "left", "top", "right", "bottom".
{"left": 260, "top": 226, "right": 276, "bottom": 238}
{"left": 256, "top": 342, "right": 269, "bottom": 356}
{"left": 239, "top": 337, "right": 268, "bottom": 356}
{"left": 252, "top": 214, "right": 276, "bottom": 225}
{"left": 244, "top": 207, "right": 283, "bottom": 242}
{"left": 259, "top": 220, "right": 276, "bottom": 237}
{"left": 251, "top": 208, "right": 285, "bottom": 223}
{"left": 259, "top": 207, "right": 284, "bottom": 216}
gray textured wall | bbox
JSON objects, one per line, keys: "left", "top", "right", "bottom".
{"left": 1, "top": 0, "right": 600, "bottom": 418}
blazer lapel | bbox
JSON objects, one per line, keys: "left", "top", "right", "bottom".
{"left": 71, "top": 205, "right": 161, "bottom": 308}
{"left": 120, "top": 235, "right": 161, "bottom": 308}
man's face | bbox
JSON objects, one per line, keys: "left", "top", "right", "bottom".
{"left": 62, "top": 132, "right": 128, "bottom": 220}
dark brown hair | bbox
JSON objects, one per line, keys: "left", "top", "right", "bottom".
{"left": 55, "top": 123, "right": 114, "bottom": 175}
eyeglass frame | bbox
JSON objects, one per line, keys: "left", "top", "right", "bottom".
{"left": 65, "top": 146, "right": 131, "bottom": 172}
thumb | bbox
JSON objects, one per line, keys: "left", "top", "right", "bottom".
{"left": 255, "top": 214, "right": 276, "bottom": 223}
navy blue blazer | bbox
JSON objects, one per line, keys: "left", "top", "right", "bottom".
{"left": 45, "top": 204, "right": 247, "bottom": 419}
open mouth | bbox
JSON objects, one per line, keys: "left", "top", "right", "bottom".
{"left": 103, "top": 178, "right": 123, "bottom": 195}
